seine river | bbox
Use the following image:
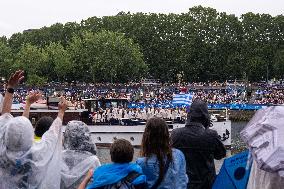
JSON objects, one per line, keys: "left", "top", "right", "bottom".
{"left": 96, "top": 121, "right": 248, "bottom": 172}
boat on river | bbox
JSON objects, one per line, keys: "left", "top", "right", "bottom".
{"left": 84, "top": 120, "right": 231, "bottom": 148}
{"left": 11, "top": 97, "right": 231, "bottom": 148}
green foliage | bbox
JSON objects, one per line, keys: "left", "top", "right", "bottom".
{"left": 26, "top": 74, "right": 47, "bottom": 87}
{"left": 273, "top": 49, "right": 284, "bottom": 78}
{"left": 0, "top": 40, "right": 13, "bottom": 79}
{"left": 13, "top": 42, "right": 74, "bottom": 84}
{"left": 44, "top": 42, "right": 72, "bottom": 81}
{"left": 68, "top": 30, "right": 147, "bottom": 82}
{"left": 14, "top": 43, "right": 48, "bottom": 76}
{"left": 3, "top": 6, "right": 284, "bottom": 83}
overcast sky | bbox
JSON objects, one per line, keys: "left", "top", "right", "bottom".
{"left": 1, "top": 0, "right": 283, "bottom": 37}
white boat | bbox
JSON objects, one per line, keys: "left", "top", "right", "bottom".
{"left": 11, "top": 97, "right": 231, "bottom": 148}
{"left": 85, "top": 120, "right": 231, "bottom": 147}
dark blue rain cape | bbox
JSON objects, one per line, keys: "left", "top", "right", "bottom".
{"left": 87, "top": 163, "right": 146, "bottom": 189}
{"left": 212, "top": 150, "right": 252, "bottom": 189}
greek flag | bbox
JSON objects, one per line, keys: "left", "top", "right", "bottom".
{"left": 172, "top": 93, "right": 193, "bottom": 105}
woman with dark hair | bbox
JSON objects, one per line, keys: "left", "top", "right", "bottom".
{"left": 137, "top": 117, "right": 188, "bottom": 189}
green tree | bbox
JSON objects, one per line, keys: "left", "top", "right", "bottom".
{"left": 14, "top": 43, "right": 48, "bottom": 85}
{"left": 26, "top": 74, "right": 47, "bottom": 87}
{"left": 241, "top": 13, "right": 280, "bottom": 81}
{"left": 68, "top": 31, "right": 147, "bottom": 82}
{"left": 0, "top": 40, "right": 13, "bottom": 79}
{"left": 3, "top": 6, "right": 284, "bottom": 82}
{"left": 45, "top": 42, "right": 72, "bottom": 81}
{"left": 273, "top": 48, "right": 284, "bottom": 79}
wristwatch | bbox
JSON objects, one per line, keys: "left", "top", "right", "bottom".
{"left": 7, "top": 88, "right": 14, "bottom": 94}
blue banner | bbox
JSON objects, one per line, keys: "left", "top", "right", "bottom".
{"left": 128, "top": 102, "right": 267, "bottom": 110}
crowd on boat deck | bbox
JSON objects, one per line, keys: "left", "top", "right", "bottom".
{"left": 3, "top": 80, "right": 284, "bottom": 108}
{"left": 1, "top": 71, "right": 284, "bottom": 189}
{"left": 91, "top": 107, "right": 188, "bottom": 125}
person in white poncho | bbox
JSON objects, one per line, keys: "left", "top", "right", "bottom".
{"left": 61, "top": 120, "right": 101, "bottom": 189}
{"left": 0, "top": 70, "right": 68, "bottom": 189}
{"left": 0, "top": 93, "right": 3, "bottom": 113}
{"left": 241, "top": 106, "right": 284, "bottom": 189}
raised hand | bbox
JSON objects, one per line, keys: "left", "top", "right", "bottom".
{"left": 22, "top": 91, "right": 42, "bottom": 118}
{"left": 26, "top": 92, "right": 42, "bottom": 105}
{"left": 2, "top": 70, "right": 25, "bottom": 114}
{"left": 7, "top": 70, "right": 25, "bottom": 88}
{"left": 58, "top": 96, "right": 68, "bottom": 121}
{"left": 58, "top": 96, "right": 68, "bottom": 112}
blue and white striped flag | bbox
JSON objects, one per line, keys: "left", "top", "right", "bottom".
{"left": 172, "top": 93, "right": 193, "bottom": 105}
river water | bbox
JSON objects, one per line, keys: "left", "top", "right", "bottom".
{"left": 96, "top": 121, "right": 248, "bottom": 172}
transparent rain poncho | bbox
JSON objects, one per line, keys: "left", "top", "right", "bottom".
{"left": 0, "top": 93, "right": 3, "bottom": 112}
{"left": 61, "top": 121, "right": 100, "bottom": 189}
{"left": 246, "top": 160, "right": 284, "bottom": 189}
{"left": 241, "top": 106, "right": 284, "bottom": 177}
{"left": 0, "top": 113, "right": 63, "bottom": 189}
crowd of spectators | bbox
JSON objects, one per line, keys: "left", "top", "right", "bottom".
{"left": 2, "top": 80, "right": 284, "bottom": 108}
{"left": 0, "top": 71, "right": 189, "bottom": 189}
{"left": 1, "top": 71, "right": 283, "bottom": 189}
{"left": 253, "top": 88, "right": 284, "bottom": 104}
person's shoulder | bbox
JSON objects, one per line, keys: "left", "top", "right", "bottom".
{"left": 0, "top": 113, "right": 13, "bottom": 121}
{"left": 88, "top": 155, "right": 100, "bottom": 165}
{"left": 0, "top": 113, "right": 13, "bottom": 127}
{"left": 136, "top": 156, "right": 159, "bottom": 167}
{"left": 172, "top": 149, "right": 186, "bottom": 159}
{"left": 172, "top": 127, "right": 186, "bottom": 134}
{"left": 205, "top": 128, "right": 219, "bottom": 136}
{"left": 136, "top": 157, "right": 147, "bottom": 165}
{"left": 172, "top": 148, "right": 183, "bottom": 155}
{"left": 97, "top": 162, "right": 113, "bottom": 169}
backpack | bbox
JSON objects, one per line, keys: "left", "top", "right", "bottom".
{"left": 98, "top": 171, "right": 142, "bottom": 189}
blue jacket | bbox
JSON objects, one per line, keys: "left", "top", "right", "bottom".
{"left": 87, "top": 163, "right": 146, "bottom": 189}
{"left": 136, "top": 149, "right": 188, "bottom": 189}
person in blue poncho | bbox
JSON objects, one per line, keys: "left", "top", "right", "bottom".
{"left": 78, "top": 139, "right": 146, "bottom": 189}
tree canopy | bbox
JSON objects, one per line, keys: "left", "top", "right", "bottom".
{"left": 67, "top": 31, "right": 147, "bottom": 83}
{"left": 0, "top": 6, "right": 283, "bottom": 84}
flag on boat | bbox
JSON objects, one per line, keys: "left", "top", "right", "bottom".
{"left": 172, "top": 93, "right": 193, "bottom": 105}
